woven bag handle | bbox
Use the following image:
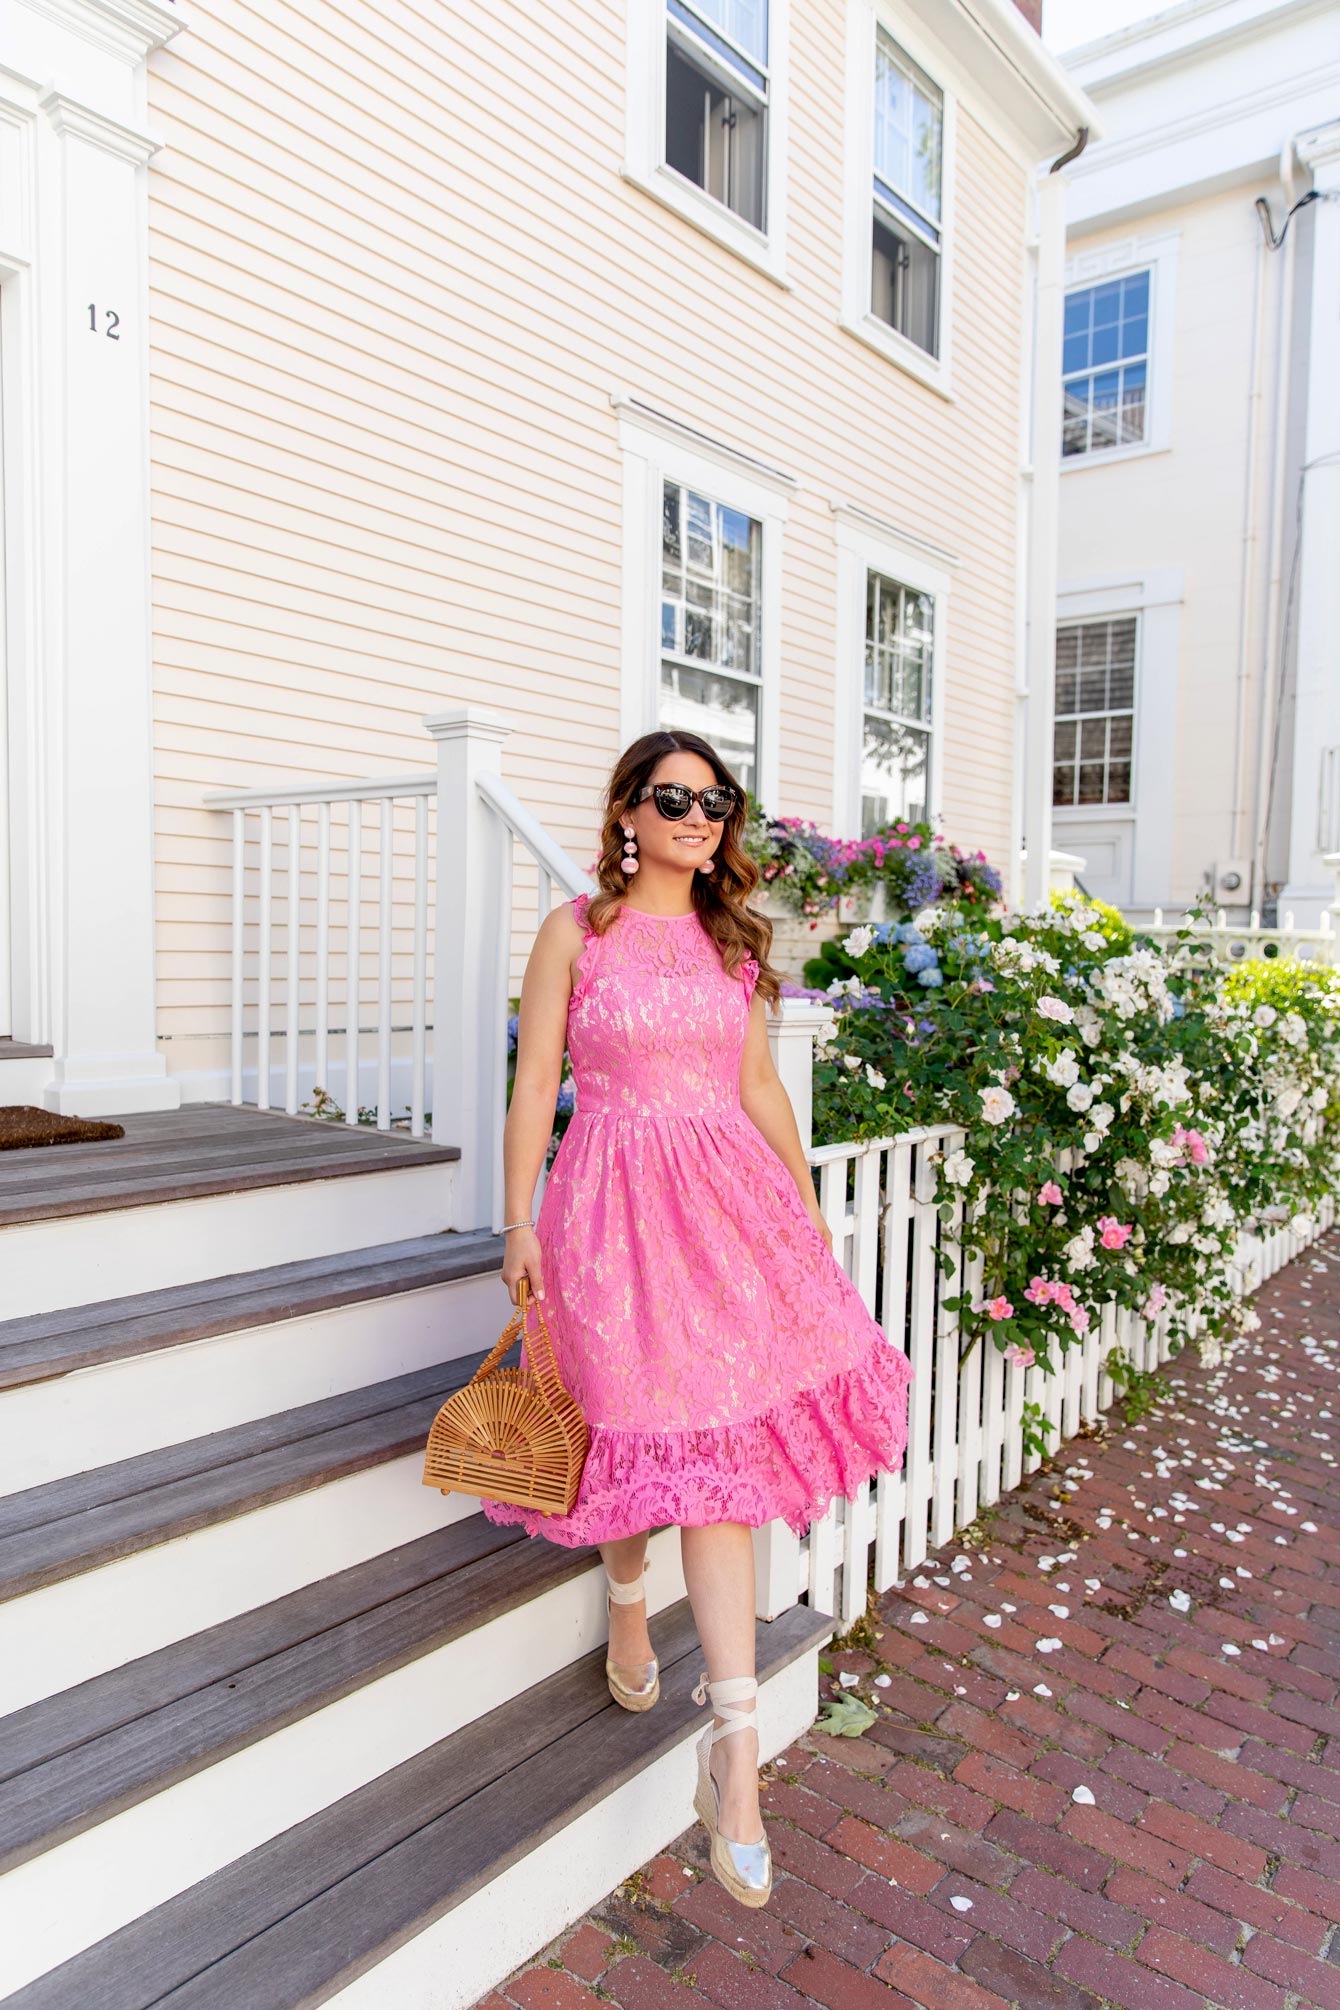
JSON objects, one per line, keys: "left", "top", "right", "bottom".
{"left": 467, "top": 1277, "right": 564, "bottom": 1393}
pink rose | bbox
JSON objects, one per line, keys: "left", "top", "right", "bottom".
{"left": 1038, "top": 1181, "right": 1064, "bottom": 1206}
{"left": 984, "top": 1295, "right": 1014, "bottom": 1322}
{"left": 1024, "top": 1276, "right": 1054, "bottom": 1306}
{"left": 1051, "top": 1281, "right": 1077, "bottom": 1314}
{"left": 1144, "top": 1283, "right": 1168, "bottom": 1316}
{"left": 1098, "top": 1215, "right": 1133, "bottom": 1250}
{"left": 1004, "top": 1343, "right": 1036, "bottom": 1369}
{"left": 1068, "top": 1304, "right": 1091, "bottom": 1336}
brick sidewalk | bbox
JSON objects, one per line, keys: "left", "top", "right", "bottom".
{"left": 483, "top": 1237, "right": 1340, "bottom": 2010}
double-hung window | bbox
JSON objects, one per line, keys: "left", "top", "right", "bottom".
{"left": 665, "top": 0, "right": 770, "bottom": 231}
{"left": 870, "top": 31, "right": 943, "bottom": 359}
{"left": 1062, "top": 272, "right": 1149, "bottom": 457}
{"left": 861, "top": 571, "right": 934, "bottom": 832}
{"left": 660, "top": 479, "right": 764, "bottom": 794}
{"left": 1052, "top": 617, "right": 1135, "bottom": 807}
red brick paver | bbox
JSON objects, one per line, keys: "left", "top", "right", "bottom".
{"left": 488, "top": 1237, "right": 1340, "bottom": 2009}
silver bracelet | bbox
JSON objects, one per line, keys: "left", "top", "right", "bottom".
{"left": 501, "top": 1217, "right": 535, "bottom": 1233}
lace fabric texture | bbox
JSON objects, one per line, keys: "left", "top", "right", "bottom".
{"left": 480, "top": 893, "right": 912, "bottom": 1546}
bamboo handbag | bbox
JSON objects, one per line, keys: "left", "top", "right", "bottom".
{"left": 422, "top": 1278, "right": 588, "bottom": 1516}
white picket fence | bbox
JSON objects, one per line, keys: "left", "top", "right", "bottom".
{"left": 1143, "top": 907, "right": 1337, "bottom": 967}
{"left": 754, "top": 1120, "right": 1336, "bottom": 1631}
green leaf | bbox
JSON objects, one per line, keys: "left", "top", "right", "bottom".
{"left": 813, "top": 1693, "right": 879, "bottom": 1738}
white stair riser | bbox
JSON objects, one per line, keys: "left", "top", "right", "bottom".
{"left": 0, "top": 1058, "right": 55, "bottom": 1104}
{"left": 0, "top": 1456, "right": 470, "bottom": 1714}
{"left": 0, "top": 1163, "right": 456, "bottom": 1320}
{"left": 328, "top": 1649, "right": 820, "bottom": 2010}
{"left": 0, "top": 1271, "right": 504, "bottom": 1496}
{"left": 0, "top": 1531, "right": 690, "bottom": 1998}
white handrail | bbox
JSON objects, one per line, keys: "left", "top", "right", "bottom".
{"left": 205, "top": 775, "right": 436, "bottom": 811}
{"left": 475, "top": 770, "right": 593, "bottom": 899}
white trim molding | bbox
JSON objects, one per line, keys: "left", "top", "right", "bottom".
{"left": 616, "top": 404, "right": 791, "bottom": 807}
{"left": 1062, "top": 228, "right": 1179, "bottom": 471}
{"left": 1053, "top": 566, "right": 1184, "bottom": 911}
{"left": 831, "top": 504, "right": 953, "bottom": 837}
{"left": 623, "top": 0, "right": 792, "bottom": 288}
{"left": 38, "top": 89, "right": 160, "bottom": 162}
{"left": 19, "top": 0, "right": 181, "bottom": 64}
{"left": 840, "top": 0, "right": 959, "bottom": 402}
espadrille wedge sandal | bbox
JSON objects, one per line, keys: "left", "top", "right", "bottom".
{"left": 604, "top": 1562, "right": 660, "bottom": 1711}
{"left": 691, "top": 1672, "right": 772, "bottom": 1906}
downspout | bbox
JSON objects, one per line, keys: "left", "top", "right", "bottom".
{"left": 1253, "top": 139, "right": 1301, "bottom": 907}
{"left": 1020, "top": 124, "right": 1089, "bottom": 907}
{"left": 1232, "top": 195, "right": 1268, "bottom": 870}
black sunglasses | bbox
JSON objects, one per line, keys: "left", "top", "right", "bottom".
{"left": 634, "top": 782, "right": 738, "bottom": 822}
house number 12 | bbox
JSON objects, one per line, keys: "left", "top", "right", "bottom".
{"left": 87, "top": 305, "right": 121, "bottom": 339}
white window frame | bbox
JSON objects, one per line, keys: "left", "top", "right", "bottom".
{"left": 831, "top": 504, "right": 954, "bottom": 835}
{"left": 1051, "top": 613, "right": 1138, "bottom": 812}
{"left": 615, "top": 397, "right": 794, "bottom": 808}
{"left": 1061, "top": 231, "right": 1179, "bottom": 472}
{"left": 840, "top": 0, "right": 958, "bottom": 401}
{"left": 624, "top": 0, "right": 791, "bottom": 287}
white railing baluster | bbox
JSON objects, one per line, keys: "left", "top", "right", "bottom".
{"left": 980, "top": 1322, "right": 1005, "bottom": 1507}
{"left": 931, "top": 1141, "right": 964, "bottom": 1550}
{"left": 230, "top": 808, "right": 245, "bottom": 1105}
{"left": 808, "top": 1501, "right": 839, "bottom": 1620}
{"left": 840, "top": 1480, "right": 872, "bottom": 1629}
{"left": 852, "top": 1147, "right": 881, "bottom": 1308}
{"left": 285, "top": 805, "right": 301, "bottom": 1115}
{"left": 315, "top": 801, "right": 330, "bottom": 1101}
{"left": 346, "top": 799, "right": 361, "bottom": 1126}
{"left": 903, "top": 1140, "right": 939, "bottom": 1571}
{"left": 377, "top": 797, "right": 393, "bottom": 1131}
{"left": 537, "top": 864, "right": 552, "bottom": 923}
{"left": 1002, "top": 1349, "right": 1025, "bottom": 1493}
{"left": 411, "top": 792, "right": 428, "bottom": 1139}
{"left": 257, "top": 807, "right": 273, "bottom": 1111}
{"left": 956, "top": 1244, "right": 984, "bottom": 1531}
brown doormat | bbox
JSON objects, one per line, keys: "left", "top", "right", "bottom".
{"left": 0, "top": 1106, "right": 126, "bottom": 1150}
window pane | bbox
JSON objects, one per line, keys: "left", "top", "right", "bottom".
{"left": 661, "top": 480, "right": 762, "bottom": 785}
{"left": 866, "top": 571, "right": 933, "bottom": 725}
{"left": 660, "top": 663, "right": 759, "bottom": 795}
{"left": 872, "top": 215, "right": 939, "bottom": 358}
{"left": 861, "top": 718, "right": 929, "bottom": 832}
{"left": 665, "top": 37, "right": 766, "bottom": 229}
{"left": 680, "top": 0, "right": 768, "bottom": 66}
{"left": 873, "top": 32, "right": 942, "bottom": 225}
{"left": 1054, "top": 618, "right": 1138, "bottom": 806}
{"left": 1060, "top": 270, "right": 1153, "bottom": 458}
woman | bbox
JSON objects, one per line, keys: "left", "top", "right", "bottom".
{"left": 486, "top": 730, "right": 912, "bottom": 1908}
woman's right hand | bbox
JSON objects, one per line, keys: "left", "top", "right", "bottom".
{"left": 502, "top": 1226, "right": 545, "bottom": 1305}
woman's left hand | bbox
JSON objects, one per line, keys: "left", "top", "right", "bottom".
{"left": 806, "top": 1201, "right": 833, "bottom": 1252}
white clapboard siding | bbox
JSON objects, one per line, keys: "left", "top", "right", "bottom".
{"left": 146, "top": 0, "right": 1032, "bottom": 1085}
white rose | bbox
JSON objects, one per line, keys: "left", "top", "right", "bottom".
{"left": 842, "top": 1053, "right": 861, "bottom": 1072}
{"left": 864, "top": 1064, "right": 887, "bottom": 1091}
{"left": 1082, "top": 931, "right": 1107, "bottom": 950}
{"left": 980, "top": 1085, "right": 1017, "bottom": 1126}
{"left": 1090, "top": 1103, "right": 1115, "bottom": 1132}
{"left": 1064, "top": 1227, "right": 1095, "bottom": 1272}
{"left": 1044, "top": 1048, "right": 1081, "bottom": 1089}
{"left": 1255, "top": 1005, "right": 1277, "bottom": 1028}
{"left": 942, "top": 1148, "right": 975, "bottom": 1188}
{"left": 1275, "top": 1086, "right": 1303, "bottom": 1119}
{"left": 1083, "top": 1131, "right": 1101, "bottom": 1153}
{"left": 843, "top": 925, "right": 875, "bottom": 959}
{"left": 1067, "top": 1082, "right": 1095, "bottom": 1113}
{"left": 1037, "top": 996, "right": 1074, "bottom": 1024}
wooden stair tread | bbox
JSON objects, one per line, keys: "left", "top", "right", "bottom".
{"left": 0, "top": 1042, "right": 54, "bottom": 1061}
{"left": 0, "top": 1230, "right": 502, "bottom": 1390}
{"left": 0, "top": 1349, "right": 512, "bottom": 1602}
{"left": 0, "top": 1515, "right": 598, "bottom": 1872}
{"left": 0, "top": 1106, "right": 457, "bottom": 1228}
{"left": 5, "top": 1601, "right": 830, "bottom": 2010}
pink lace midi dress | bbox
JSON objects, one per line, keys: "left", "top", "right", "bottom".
{"left": 479, "top": 893, "right": 912, "bottom": 1547}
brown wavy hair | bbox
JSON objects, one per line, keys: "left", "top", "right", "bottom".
{"left": 587, "top": 731, "right": 781, "bottom": 1009}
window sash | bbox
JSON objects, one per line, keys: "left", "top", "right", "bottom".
{"left": 872, "top": 31, "right": 942, "bottom": 234}
{"left": 1053, "top": 616, "right": 1136, "bottom": 806}
{"left": 1062, "top": 272, "right": 1150, "bottom": 457}
{"left": 668, "top": 0, "right": 768, "bottom": 97}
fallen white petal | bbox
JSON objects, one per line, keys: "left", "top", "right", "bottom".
{"left": 983, "top": 1615, "right": 1003, "bottom": 1629}
{"left": 949, "top": 1897, "right": 974, "bottom": 1913}
{"left": 1036, "top": 1638, "right": 1063, "bottom": 1654}
{"left": 1071, "top": 1785, "right": 1096, "bottom": 1805}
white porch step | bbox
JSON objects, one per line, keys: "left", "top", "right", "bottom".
{"left": 0, "top": 1106, "right": 460, "bottom": 1319}
{"left": 1, "top": 1576, "right": 828, "bottom": 2010}
{"left": 0, "top": 1232, "right": 505, "bottom": 1495}
{"left": 0, "top": 1356, "right": 505, "bottom": 1713}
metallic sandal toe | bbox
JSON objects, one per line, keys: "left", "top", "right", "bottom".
{"left": 691, "top": 1671, "right": 772, "bottom": 1907}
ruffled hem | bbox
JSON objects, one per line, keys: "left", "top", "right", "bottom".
{"left": 476, "top": 1330, "right": 912, "bottom": 1548}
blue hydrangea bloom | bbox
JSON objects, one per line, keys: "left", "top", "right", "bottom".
{"left": 917, "top": 967, "right": 944, "bottom": 988}
{"left": 555, "top": 1081, "right": 575, "bottom": 1115}
{"left": 507, "top": 1013, "right": 519, "bottom": 1054}
{"left": 902, "top": 942, "right": 939, "bottom": 974}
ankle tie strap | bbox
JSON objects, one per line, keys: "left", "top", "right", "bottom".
{"left": 604, "top": 1560, "right": 649, "bottom": 1605}
{"left": 691, "top": 1671, "right": 758, "bottom": 1738}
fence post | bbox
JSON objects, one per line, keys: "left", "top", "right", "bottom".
{"left": 754, "top": 998, "right": 830, "bottom": 1620}
{"left": 425, "top": 706, "right": 514, "bottom": 1232}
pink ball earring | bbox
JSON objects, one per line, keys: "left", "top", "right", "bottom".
{"left": 697, "top": 856, "right": 715, "bottom": 873}
{"left": 620, "top": 825, "right": 639, "bottom": 875}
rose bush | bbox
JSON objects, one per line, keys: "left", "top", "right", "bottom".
{"left": 809, "top": 898, "right": 1340, "bottom": 1375}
